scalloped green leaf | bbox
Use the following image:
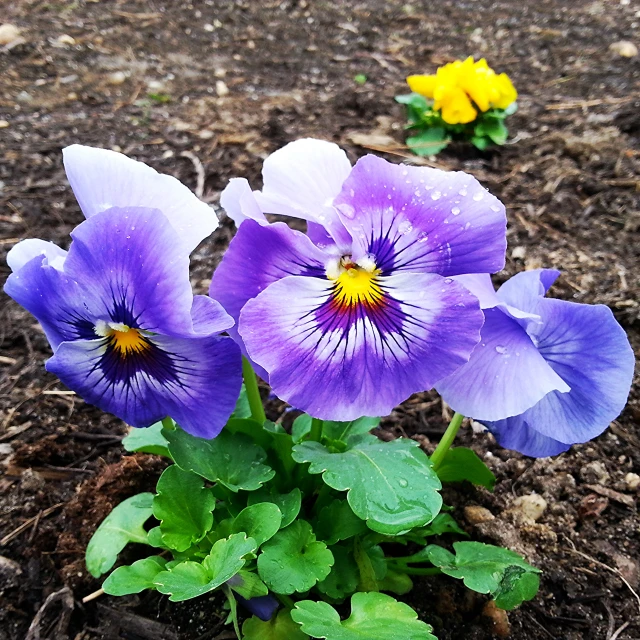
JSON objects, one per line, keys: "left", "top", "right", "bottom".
{"left": 231, "top": 502, "right": 282, "bottom": 547}
{"left": 416, "top": 512, "right": 468, "bottom": 538}
{"left": 426, "top": 541, "right": 540, "bottom": 609}
{"left": 164, "top": 427, "right": 274, "bottom": 492}
{"left": 435, "top": 447, "right": 496, "bottom": 490}
{"left": 248, "top": 486, "right": 302, "bottom": 528}
{"left": 227, "top": 569, "right": 269, "bottom": 599}
{"left": 103, "top": 556, "right": 166, "bottom": 595}
{"left": 122, "top": 423, "right": 171, "bottom": 457}
{"left": 154, "top": 533, "right": 256, "bottom": 602}
{"left": 322, "top": 417, "right": 380, "bottom": 443}
{"left": 292, "top": 436, "right": 442, "bottom": 535}
{"left": 258, "top": 520, "right": 334, "bottom": 595}
{"left": 291, "top": 592, "right": 436, "bottom": 639}
{"left": 316, "top": 545, "right": 359, "bottom": 600}
{"left": 152, "top": 465, "right": 215, "bottom": 552}
{"left": 243, "top": 609, "right": 309, "bottom": 640}
{"left": 314, "top": 499, "right": 367, "bottom": 545}
{"left": 86, "top": 493, "right": 154, "bottom": 578}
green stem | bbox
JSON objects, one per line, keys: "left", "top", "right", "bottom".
{"left": 387, "top": 564, "right": 442, "bottom": 576}
{"left": 308, "top": 417, "right": 323, "bottom": 442}
{"left": 223, "top": 585, "right": 242, "bottom": 640}
{"left": 242, "top": 357, "right": 266, "bottom": 425}
{"left": 277, "top": 593, "right": 296, "bottom": 610}
{"left": 430, "top": 412, "right": 465, "bottom": 470}
{"left": 161, "top": 416, "right": 175, "bottom": 430}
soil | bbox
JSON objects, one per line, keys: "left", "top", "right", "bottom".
{"left": 1, "top": 0, "right": 639, "bottom": 639}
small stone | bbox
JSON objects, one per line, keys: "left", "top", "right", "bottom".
{"left": 511, "top": 245, "right": 526, "bottom": 260}
{"left": 464, "top": 505, "right": 495, "bottom": 525}
{"left": 610, "top": 41, "right": 638, "bottom": 57}
{"left": 624, "top": 472, "right": 640, "bottom": 491}
{"left": 0, "top": 556, "right": 22, "bottom": 589}
{"left": 53, "top": 34, "right": 76, "bottom": 47}
{"left": 215, "top": 80, "right": 229, "bottom": 97}
{"left": 513, "top": 493, "right": 547, "bottom": 522}
{"left": 204, "top": 23, "right": 214, "bottom": 32}
{"left": 147, "top": 79, "right": 165, "bottom": 92}
{"left": 107, "top": 71, "right": 127, "bottom": 85}
{"left": 0, "top": 23, "right": 20, "bottom": 46}
{"left": 198, "top": 130, "right": 215, "bottom": 140}
{"left": 482, "top": 601, "right": 510, "bottom": 638}
{"left": 0, "top": 120, "right": 8, "bottom": 128}
{"left": 580, "top": 460, "right": 610, "bottom": 485}
{"left": 19, "top": 468, "right": 45, "bottom": 492}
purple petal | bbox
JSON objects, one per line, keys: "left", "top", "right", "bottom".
{"left": 63, "top": 207, "right": 196, "bottom": 337}
{"left": 253, "top": 138, "right": 353, "bottom": 247}
{"left": 236, "top": 594, "right": 279, "bottom": 621}
{"left": 220, "top": 178, "right": 268, "bottom": 227}
{"left": 436, "top": 308, "right": 569, "bottom": 421}
{"left": 190, "top": 296, "right": 235, "bottom": 335}
{"left": 63, "top": 145, "right": 217, "bottom": 252}
{"left": 333, "top": 155, "right": 507, "bottom": 276}
{"left": 496, "top": 268, "right": 561, "bottom": 314}
{"left": 46, "top": 333, "right": 242, "bottom": 438}
{"left": 522, "top": 298, "right": 635, "bottom": 444}
{"left": 210, "top": 219, "right": 327, "bottom": 361}
{"left": 7, "top": 239, "right": 67, "bottom": 273}
{"left": 4, "top": 255, "right": 101, "bottom": 350}
{"left": 239, "top": 272, "right": 483, "bottom": 420}
{"left": 484, "top": 415, "right": 571, "bottom": 458}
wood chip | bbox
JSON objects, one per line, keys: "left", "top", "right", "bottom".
{"left": 584, "top": 484, "right": 636, "bottom": 508}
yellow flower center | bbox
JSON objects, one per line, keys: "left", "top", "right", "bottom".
{"left": 109, "top": 326, "right": 149, "bottom": 356}
{"left": 329, "top": 260, "right": 384, "bottom": 310}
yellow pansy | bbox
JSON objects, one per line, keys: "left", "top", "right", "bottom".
{"left": 405, "top": 57, "right": 517, "bottom": 124}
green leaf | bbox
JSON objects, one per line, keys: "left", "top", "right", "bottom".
{"left": 263, "top": 421, "right": 297, "bottom": 475}
{"left": 152, "top": 465, "right": 215, "bottom": 552}
{"left": 292, "top": 592, "right": 437, "bottom": 640}
{"left": 292, "top": 414, "right": 313, "bottom": 443}
{"left": 406, "top": 128, "right": 449, "bottom": 156}
{"left": 122, "top": 423, "right": 171, "bottom": 457}
{"left": 165, "top": 427, "right": 275, "bottom": 492}
{"left": 258, "top": 520, "right": 334, "bottom": 594}
{"left": 225, "top": 418, "right": 272, "bottom": 450}
{"left": 231, "top": 503, "right": 282, "bottom": 547}
{"left": 316, "top": 545, "right": 360, "bottom": 600}
{"left": 232, "top": 384, "right": 252, "bottom": 419}
{"left": 243, "top": 609, "right": 309, "bottom": 640}
{"left": 248, "top": 487, "right": 302, "bottom": 529}
{"left": 314, "top": 499, "right": 367, "bottom": 545}
{"left": 292, "top": 436, "right": 442, "bottom": 535}
{"left": 103, "top": 556, "right": 166, "bottom": 596}
{"left": 86, "top": 493, "right": 154, "bottom": 578}
{"left": 475, "top": 118, "right": 508, "bottom": 145}
{"left": 426, "top": 541, "right": 540, "bottom": 609}
{"left": 436, "top": 447, "right": 496, "bottom": 490}
{"left": 154, "top": 533, "right": 257, "bottom": 601}
{"left": 322, "top": 417, "right": 380, "bottom": 443}
{"left": 379, "top": 569, "right": 413, "bottom": 596}
{"left": 503, "top": 101, "right": 518, "bottom": 116}
{"left": 418, "top": 512, "right": 468, "bottom": 538}
{"left": 395, "top": 92, "right": 429, "bottom": 111}
{"left": 227, "top": 570, "right": 269, "bottom": 599}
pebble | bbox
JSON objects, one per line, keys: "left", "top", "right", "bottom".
{"left": 107, "top": 71, "right": 127, "bottom": 85}
{"left": 511, "top": 245, "right": 526, "bottom": 260}
{"left": 609, "top": 41, "right": 638, "bottom": 57}
{"left": 0, "top": 556, "right": 22, "bottom": 589}
{"left": 513, "top": 493, "right": 547, "bottom": 522}
{"left": 580, "top": 460, "right": 610, "bottom": 485}
{"left": 53, "top": 34, "right": 76, "bottom": 47}
{"left": 0, "top": 23, "right": 20, "bottom": 46}
{"left": 464, "top": 505, "right": 495, "bottom": 524}
{"left": 625, "top": 472, "right": 640, "bottom": 491}
{"left": 0, "top": 120, "right": 8, "bottom": 128}
{"left": 215, "top": 80, "right": 229, "bottom": 97}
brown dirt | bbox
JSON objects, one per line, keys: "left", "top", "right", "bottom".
{"left": 1, "top": 1, "right": 639, "bottom": 639}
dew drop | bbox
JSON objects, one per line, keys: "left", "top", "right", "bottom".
{"left": 444, "top": 278, "right": 453, "bottom": 284}
{"left": 337, "top": 203, "right": 355, "bottom": 219}
{"left": 490, "top": 205, "right": 500, "bottom": 212}
{"left": 451, "top": 206, "right": 461, "bottom": 215}
{"left": 430, "top": 190, "right": 442, "bottom": 200}
{"left": 398, "top": 220, "right": 413, "bottom": 235}
{"left": 473, "top": 191, "right": 484, "bottom": 201}
{"left": 398, "top": 478, "right": 408, "bottom": 488}
{"left": 417, "top": 231, "right": 429, "bottom": 243}
{"left": 458, "top": 187, "right": 468, "bottom": 196}
{"left": 495, "top": 345, "right": 508, "bottom": 354}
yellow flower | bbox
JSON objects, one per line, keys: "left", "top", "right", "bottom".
{"left": 405, "top": 57, "right": 517, "bottom": 124}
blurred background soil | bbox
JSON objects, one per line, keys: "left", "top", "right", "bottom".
{"left": 0, "top": 1, "right": 639, "bottom": 638}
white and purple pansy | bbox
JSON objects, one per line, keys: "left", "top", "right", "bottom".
{"left": 211, "top": 138, "right": 508, "bottom": 420}
{"left": 436, "top": 270, "right": 635, "bottom": 457}
{"left": 4, "top": 146, "right": 241, "bottom": 439}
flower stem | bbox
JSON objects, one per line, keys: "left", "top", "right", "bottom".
{"left": 430, "top": 412, "right": 465, "bottom": 470}
{"left": 242, "top": 357, "right": 266, "bottom": 425}
{"left": 309, "top": 417, "right": 323, "bottom": 442}
{"left": 222, "top": 585, "right": 242, "bottom": 639}
{"left": 277, "top": 593, "right": 296, "bottom": 610}
{"left": 387, "top": 563, "right": 442, "bottom": 576}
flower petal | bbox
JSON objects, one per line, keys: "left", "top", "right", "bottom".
{"left": 46, "top": 333, "right": 242, "bottom": 438}
{"left": 190, "top": 295, "right": 235, "bottom": 335}
{"left": 523, "top": 298, "right": 635, "bottom": 444}
{"left": 4, "top": 255, "right": 100, "bottom": 350}
{"left": 220, "top": 177, "right": 268, "bottom": 227}
{"left": 435, "top": 308, "right": 569, "bottom": 421}
{"left": 496, "top": 268, "right": 560, "bottom": 313}
{"left": 333, "top": 155, "right": 506, "bottom": 277}
{"left": 63, "top": 207, "right": 196, "bottom": 337}
{"left": 63, "top": 145, "right": 217, "bottom": 252}
{"left": 239, "top": 272, "right": 483, "bottom": 420}
{"left": 7, "top": 239, "right": 67, "bottom": 273}
{"left": 483, "top": 415, "right": 571, "bottom": 458}
{"left": 253, "top": 138, "right": 353, "bottom": 247}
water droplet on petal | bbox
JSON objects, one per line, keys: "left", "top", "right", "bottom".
{"left": 337, "top": 203, "right": 355, "bottom": 219}
{"left": 491, "top": 205, "right": 500, "bottom": 212}
{"left": 431, "top": 191, "right": 442, "bottom": 200}
{"left": 451, "top": 207, "right": 461, "bottom": 216}
{"left": 458, "top": 187, "right": 468, "bottom": 196}
{"left": 495, "top": 345, "right": 508, "bottom": 354}
{"left": 473, "top": 191, "right": 484, "bottom": 201}
{"left": 398, "top": 220, "right": 413, "bottom": 235}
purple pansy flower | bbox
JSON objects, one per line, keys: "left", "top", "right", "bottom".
{"left": 436, "top": 270, "right": 635, "bottom": 457}
{"left": 211, "top": 138, "right": 508, "bottom": 420}
{"left": 4, "top": 147, "right": 241, "bottom": 438}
